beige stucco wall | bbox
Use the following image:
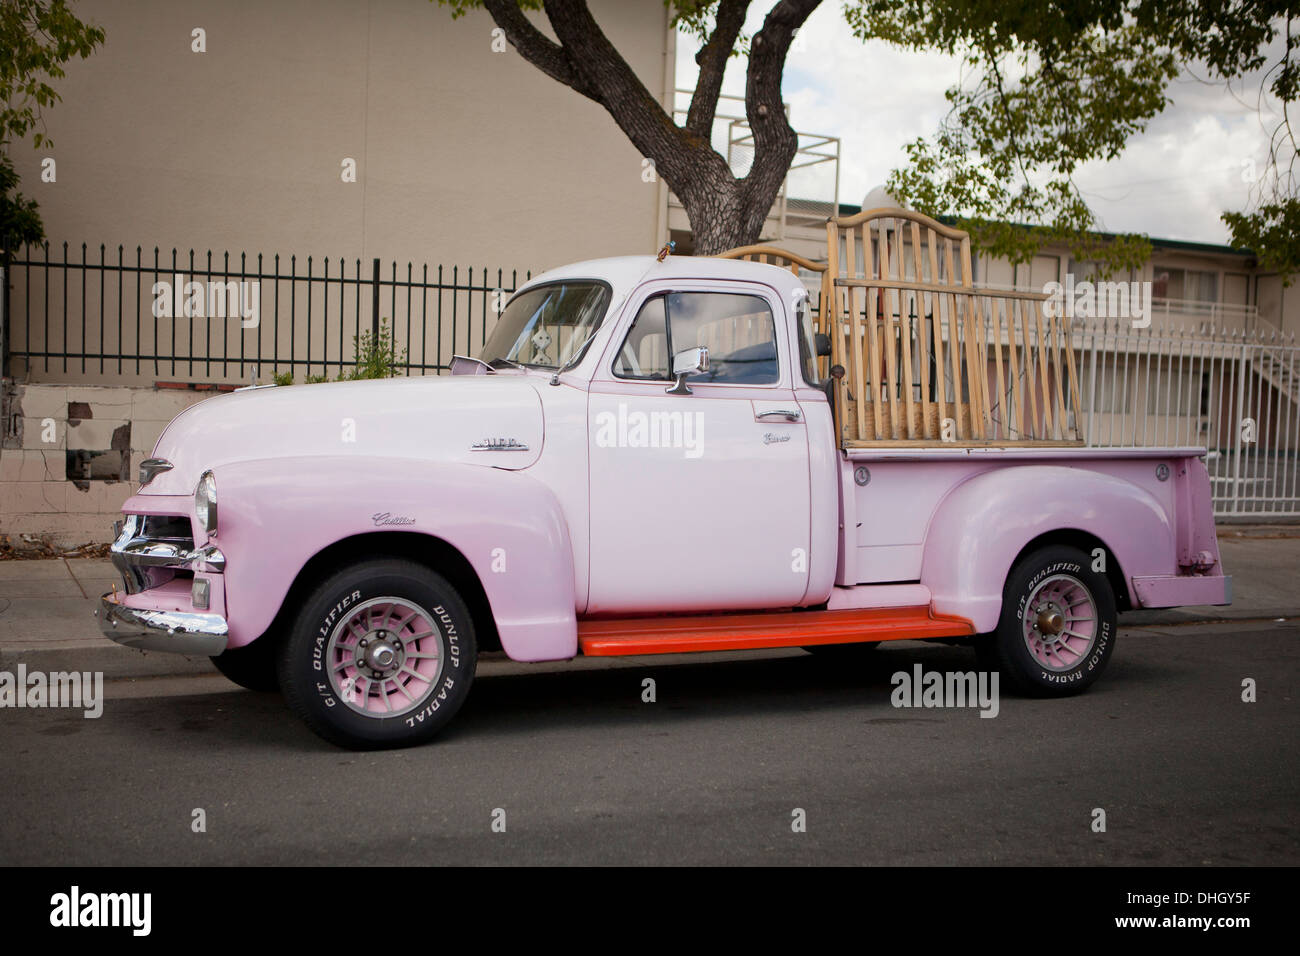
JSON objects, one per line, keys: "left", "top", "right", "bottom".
{"left": 1, "top": 383, "right": 211, "bottom": 550}
{"left": 8, "top": 0, "right": 669, "bottom": 282}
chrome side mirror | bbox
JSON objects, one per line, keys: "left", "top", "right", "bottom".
{"left": 666, "top": 346, "right": 709, "bottom": 395}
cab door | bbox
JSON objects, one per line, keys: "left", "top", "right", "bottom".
{"left": 586, "top": 281, "right": 812, "bottom": 614}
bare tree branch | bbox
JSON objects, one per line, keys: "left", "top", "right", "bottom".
{"left": 740, "top": 0, "right": 821, "bottom": 222}
{"left": 480, "top": 0, "right": 597, "bottom": 99}
{"left": 686, "top": 0, "right": 751, "bottom": 138}
{"left": 473, "top": 0, "right": 821, "bottom": 254}
{"left": 541, "top": 0, "right": 729, "bottom": 190}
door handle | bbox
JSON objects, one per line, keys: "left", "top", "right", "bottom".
{"left": 755, "top": 408, "right": 802, "bottom": 423}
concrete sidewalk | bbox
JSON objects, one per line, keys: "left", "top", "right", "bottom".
{"left": 1, "top": 532, "right": 1297, "bottom": 680}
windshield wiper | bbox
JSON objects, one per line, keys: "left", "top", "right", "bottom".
{"left": 487, "top": 357, "right": 527, "bottom": 371}
{"left": 549, "top": 334, "right": 597, "bottom": 385}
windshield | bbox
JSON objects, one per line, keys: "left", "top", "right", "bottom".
{"left": 479, "top": 281, "right": 612, "bottom": 370}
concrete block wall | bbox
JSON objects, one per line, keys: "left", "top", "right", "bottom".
{"left": 1, "top": 383, "right": 211, "bottom": 551}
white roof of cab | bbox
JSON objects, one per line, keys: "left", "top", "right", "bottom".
{"left": 516, "top": 255, "right": 808, "bottom": 304}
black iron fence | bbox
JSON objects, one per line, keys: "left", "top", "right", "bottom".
{"left": 1, "top": 243, "right": 531, "bottom": 384}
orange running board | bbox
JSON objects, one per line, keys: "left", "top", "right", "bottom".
{"left": 578, "top": 606, "right": 974, "bottom": 657}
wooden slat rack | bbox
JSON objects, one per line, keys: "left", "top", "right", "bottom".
{"left": 719, "top": 209, "right": 1085, "bottom": 447}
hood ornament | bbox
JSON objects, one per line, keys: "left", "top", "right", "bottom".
{"left": 471, "top": 438, "right": 529, "bottom": 452}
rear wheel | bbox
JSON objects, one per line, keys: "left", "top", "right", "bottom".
{"left": 277, "top": 558, "right": 477, "bottom": 749}
{"left": 981, "top": 545, "right": 1117, "bottom": 696}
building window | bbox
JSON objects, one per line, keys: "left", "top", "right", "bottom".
{"left": 1152, "top": 267, "right": 1218, "bottom": 304}
{"left": 1146, "top": 371, "right": 1210, "bottom": 416}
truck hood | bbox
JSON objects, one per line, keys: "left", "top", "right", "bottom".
{"left": 141, "top": 374, "right": 544, "bottom": 496}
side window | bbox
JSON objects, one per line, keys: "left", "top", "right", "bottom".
{"left": 668, "top": 292, "right": 778, "bottom": 385}
{"left": 614, "top": 291, "right": 780, "bottom": 385}
{"left": 613, "top": 295, "right": 670, "bottom": 379}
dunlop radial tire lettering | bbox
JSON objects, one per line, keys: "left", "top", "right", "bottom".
{"left": 277, "top": 558, "right": 477, "bottom": 750}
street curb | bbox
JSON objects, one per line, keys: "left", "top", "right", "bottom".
{"left": 1119, "top": 607, "right": 1298, "bottom": 626}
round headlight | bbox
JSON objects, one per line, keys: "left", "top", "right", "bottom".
{"left": 195, "top": 471, "right": 218, "bottom": 535}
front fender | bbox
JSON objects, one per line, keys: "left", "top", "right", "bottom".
{"left": 920, "top": 465, "right": 1173, "bottom": 632}
{"left": 214, "top": 456, "right": 578, "bottom": 661}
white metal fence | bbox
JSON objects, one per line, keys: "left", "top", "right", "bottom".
{"left": 1076, "top": 319, "right": 1300, "bottom": 519}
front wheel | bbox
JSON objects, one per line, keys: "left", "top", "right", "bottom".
{"left": 277, "top": 558, "right": 477, "bottom": 749}
{"left": 981, "top": 545, "right": 1117, "bottom": 697}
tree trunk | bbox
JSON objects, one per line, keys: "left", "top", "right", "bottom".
{"left": 674, "top": 166, "right": 747, "bottom": 256}
{"left": 670, "top": 131, "right": 800, "bottom": 256}
{"left": 480, "top": 0, "right": 817, "bottom": 257}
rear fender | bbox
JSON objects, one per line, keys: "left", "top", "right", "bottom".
{"left": 921, "top": 465, "right": 1174, "bottom": 631}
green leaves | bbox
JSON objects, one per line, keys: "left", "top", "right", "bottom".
{"left": 672, "top": 0, "right": 752, "bottom": 55}
{"left": 0, "top": 0, "right": 105, "bottom": 251}
{"left": 1223, "top": 199, "right": 1300, "bottom": 283}
{"left": 0, "top": 153, "right": 42, "bottom": 249}
{"left": 272, "top": 320, "right": 409, "bottom": 385}
{"left": 852, "top": 1, "right": 1295, "bottom": 272}
{"left": 346, "top": 319, "right": 409, "bottom": 380}
{"left": 431, "top": 0, "right": 543, "bottom": 20}
{"left": 0, "top": 0, "right": 105, "bottom": 150}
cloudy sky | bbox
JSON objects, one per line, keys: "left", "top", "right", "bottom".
{"left": 675, "top": 3, "right": 1287, "bottom": 246}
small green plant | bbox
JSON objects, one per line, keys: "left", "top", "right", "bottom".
{"left": 269, "top": 320, "right": 406, "bottom": 385}
{"left": 345, "top": 319, "right": 407, "bottom": 380}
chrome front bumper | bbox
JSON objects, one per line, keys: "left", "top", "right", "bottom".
{"left": 101, "top": 511, "right": 229, "bottom": 655}
{"left": 110, "top": 513, "right": 225, "bottom": 594}
{"left": 97, "top": 593, "right": 229, "bottom": 655}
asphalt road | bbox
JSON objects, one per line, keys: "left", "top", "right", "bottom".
{"left": 2, "top": 618, "right": 1296, "bottom": 866}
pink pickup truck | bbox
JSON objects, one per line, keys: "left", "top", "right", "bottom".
{"left": 98, "top": 253, "right": 1230, "bottom": 748}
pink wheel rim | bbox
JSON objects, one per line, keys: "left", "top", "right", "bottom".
{"left": 325, "top": 597, "right": 444, "bottom": 717}
{"left": 1022, "top": 573, "right": 1097, "bottom": 671}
